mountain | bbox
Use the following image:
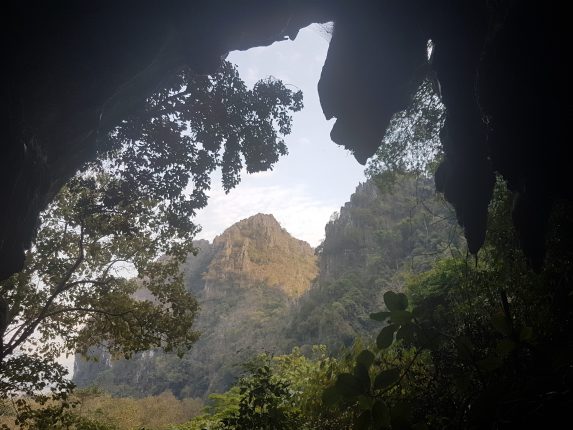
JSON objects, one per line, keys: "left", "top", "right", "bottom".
{"left": 203, "top": 213, "right": 318, "bottom": 298}
{"left": 287, "top": 174, "right": 464, "bottom": 351}
{"left": 74, "top": 175, "right": 462, "bottom": 398}
{"left": 74, "top": 213, "right": 317, "bottom": 398}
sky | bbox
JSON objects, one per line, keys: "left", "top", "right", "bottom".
{"left": 192, "top": 24, "right": 366, "bottom": 247}
{"left": 61, "top": 24, "right": 368, "bottom": 376}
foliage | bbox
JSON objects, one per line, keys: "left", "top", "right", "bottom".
{"left": 365, "top": 79, "right": 444, "bottom": 179}
{"left": 219, "top": 357, "right": 301, "bottom": 430}
{"left": 175, "top": 342, "right": 430, "bottom": 430}
{"left": 74, "top": 216, "right": 318, "bottom": 400}
{"left": 322, "top": 292, "right": 432, "bottom": 430}
{"left": 325, "top": 181, "right": 573, "bottom": 429}
{"left": 289, "top": 174, "right": 463, "bottom": 351}
{"left": 74, "top": 173, "right": 463, "bottom": 403}
{"left": 0, "top": 172, "right": 199, "bottom": 366}
{"left": 1, "top": 60, "right": 302, "bottom": 428}
{"left": 0, "top": 387, "right": 202, "bottom": 430}
{"left": 175, "top": 347, "right": 349, "bottom": 430}
{"left": 74, "top": 280, "right": 295, "bottom": 400}
{"left": 96, "top": 60, "right": 303, "bottom": 262}
{"left": 0, "top": 173, "right": 199, "bottom": 428}
{"left": 73, "top": 388, "right": 202, "bottom": 430}
{"left": 173, "top": 180, "right": 572, "bottom": 429}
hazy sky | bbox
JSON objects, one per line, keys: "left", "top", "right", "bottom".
{"left": 193, "top": 24, "right": 366, "bottom": 247}
{"left": 61, "top": 24, "right": 368, "bottom": 376}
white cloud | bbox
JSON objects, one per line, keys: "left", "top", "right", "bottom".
{"left": 194, "top": 182, "right": 336, "bottom": 247}
{"left": 195, "top": 22, "right": 364, "bottom": 248}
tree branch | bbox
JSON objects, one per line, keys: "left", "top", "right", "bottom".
{"left": 43, "top": 306, "right": 134, "bottom": 320}
{"left": 3, "top": 223, "right": 86, "bottom": 359}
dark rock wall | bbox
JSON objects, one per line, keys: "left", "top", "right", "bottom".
{"left": 73, "top": 214, "right": 318, "bottom": 398}
{"left": 1, "top": 0, "right": 330, "bottom": 279}
{"left": 3, "top": 1, "right": 571, "bottom": 278}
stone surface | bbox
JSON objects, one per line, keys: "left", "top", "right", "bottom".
{"left": 73, "top": 213, "right": 318, "bottom": 397}
{"left": 205, "top": 214, "right": 318, "bottom": 297}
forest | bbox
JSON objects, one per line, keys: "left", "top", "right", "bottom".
{"left": 2, "top": 2, "right": 572, "bottom": 429}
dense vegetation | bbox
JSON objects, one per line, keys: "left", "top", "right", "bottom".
{"left": 74, "top": 215, "right": 318, "bottom": 399}
{"left": 288, "top": 175, "right": 462, "bottom": 351}
{"left": 2, "top": 40, "right": 571, "bottom": 430}
{"left": 0, "top": 60, "right": 303, "bottom": 429}
{"left": 165, "top": 178, "right": 572, "bottom": 430}
{"left": 1, "top": 389, "right": 203, "bottom": 430}
{"left": 3, "top": 161, "right": 571, "bottom": 430}
{"left": 71, "top": 172, "right": 460, "bottom": 402}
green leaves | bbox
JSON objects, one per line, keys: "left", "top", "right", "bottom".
{"left": 477, "top": 355, "right": 503, "bottom": 372}
{"left": 389, "top": 310, "right": 412, "bottom": 325}
{"left": 373, "top": 368, "right": 400, "bottom": 390}
{"left": 383, "top": 291, "right": 408, "bottom": 312}
{"left": 370, "top": 291, "right": 416, "bottom": 349}
{"left": 366, "top": 78, "right": 444, "bottom": 176}
{"left": 220, "top": 357, "right": 302, "bottom": 430}
{"left": 376, "top": 325, "right": 398, "bottom": 349}
{"left": 356, "top": 350, "right": 375, "bottom": 369}
{"left": 1, "top": 170, "right": 202, "bottom": 404}
{"left": 98, "top": 61, "right": 303, "bottom": 250}
{"left": 496, "top": 338, "right": 517, "bottom": 357}
{"left": 491, "top": 312, "right": 512, "bottom": 336}
{"left": 518, "top": 326, "right": 533, "bottom": 342}
{"left": 390, "top": 401, "right": 413, "bottom": 430}
{"left": 371, "top": 292, "right": 412, "bottom": 351}
{"left": 321, "top": 346, "right": 413, "bottom": 430}
{"left": 372, "top": 400, "right": 390, "bottom": 427}
{"left": 396, "top": 324, "right": 415, "bottom": 345}
{"left": 354, "top": 410, "right": 373, "bottom": 430}
{"left": 354, "top": 364, "right": 372, "bottom": 392}
{"left": 1, "top": 60, "right": 304, "bottom": 408}
{"left": 335, "top": 373, "right": 365, "bottom": 398}
{"left": 321, "top": 386, "right": 340, "bottom": 407}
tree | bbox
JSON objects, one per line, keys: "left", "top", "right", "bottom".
{"left": 220, "top": 356, "right": 302, "bottom": 430}
{"left": 0, "top": 60, "right": 303, "bottom": 428}
{"left": 0, "top": 172, "right": 199, "bottom": 428}
{"left": 177, "top": 348, "right": 349, "bottom": 430}
{"left": 96, "top": 60, "right": 303, "bottom": 263}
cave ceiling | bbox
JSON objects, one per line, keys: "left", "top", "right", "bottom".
{"left": 1, "top": 0, "right": 570, "bottom": 279}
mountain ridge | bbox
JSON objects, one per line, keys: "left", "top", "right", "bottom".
{"left": 74, "top": 212, "right": 319, "bottom": 397}
{"left": 73, "top": 175, "right": 462, "bottom": 399}
{"left": 204, "top": 213, "right": 317, "bottom": 298}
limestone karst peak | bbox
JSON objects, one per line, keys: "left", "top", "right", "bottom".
{"left": 205, "top": 213, "right": 317, "bottom": 298}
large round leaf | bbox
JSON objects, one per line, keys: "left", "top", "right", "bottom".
{"left": 384, "top": 291, "right": 408, "bottom": 311}
{"left": 376, "top": 324, "right": 398, "bottom": 349}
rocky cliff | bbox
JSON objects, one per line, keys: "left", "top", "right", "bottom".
{"left": 73, "top": 213, "right": 317, "bottom": 398}
{"left": 205, "top": 214, "right": 317, "bottom": 297}
{"left": 74, "top": 176, "right": 462, "bottom": 397}
{"left": 287, "top": 174, "right": 463, "bottom": 350}
{"left": 317, "top": 181, "right": 381, "bottom": 282}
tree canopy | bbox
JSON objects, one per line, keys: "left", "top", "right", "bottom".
{"left": 0, "top": 60, "right": 303, "bottom": 428}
